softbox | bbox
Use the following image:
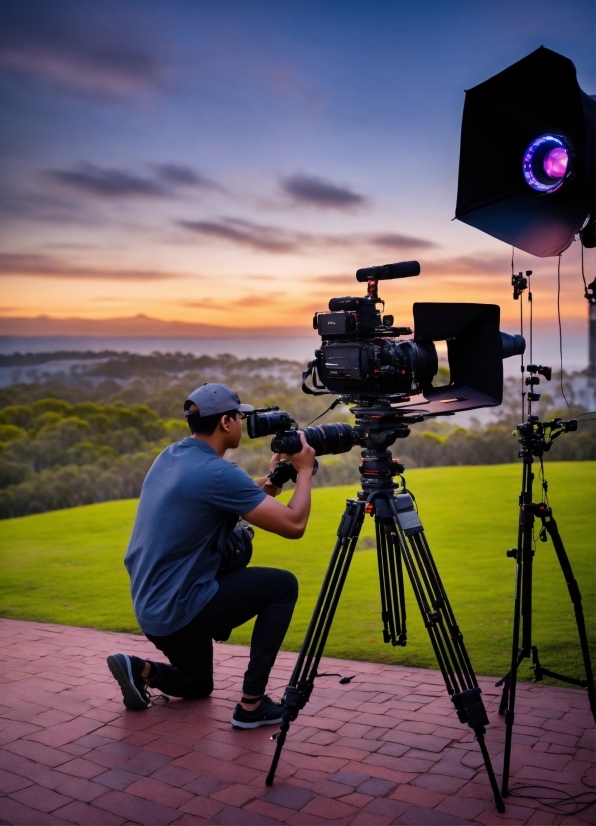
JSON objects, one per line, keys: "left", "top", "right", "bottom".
{"left": 455, "top": 46, "right": 595, "bottom": 257}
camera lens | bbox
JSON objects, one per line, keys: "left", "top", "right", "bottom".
{"left": 271, "top": 422, "right": 354, "bottom": 456}
{"left": 247, "top": 411, "right": 294, "bottom": 439}
{"left": 404, "top": 339, "right": 438, "bottom": 389}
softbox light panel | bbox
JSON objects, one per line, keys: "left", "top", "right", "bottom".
{"left": 455, "top": 47, "right": 595, "bottom": 257}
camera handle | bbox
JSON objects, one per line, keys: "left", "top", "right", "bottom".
{"left": 268, "top": 459, "right": 318, "bottom": 487}
{"left": 265, "top": 451, "right": 505, "bottom": 814}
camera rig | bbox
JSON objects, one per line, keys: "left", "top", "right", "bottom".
{"left": 256, "top": 260, "right": 525, "bottom": 813}
{"left": 303, "top": 260, "right": 525, "bottom": 414}
{"left": 247, "top": 261, "right": 526, "bottom": 480}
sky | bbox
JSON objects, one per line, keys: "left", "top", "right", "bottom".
{"left": 0, "top": 0, "right": 594, "bottom": 355}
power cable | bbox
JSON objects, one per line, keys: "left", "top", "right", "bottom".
{"left": 506, "top": 783, "right": 595, "bottom": 816}
{"left": 557, "top": 254, "right": 570, "bottom": 408}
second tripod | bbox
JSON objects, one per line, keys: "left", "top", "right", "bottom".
{"left": 497, "top": 415, "right": 595, "bottom": 797}
{"left": 266, "top": 404, "right": 505, "bottom": 813}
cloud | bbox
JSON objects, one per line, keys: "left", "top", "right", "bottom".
{"left": 177, "top": 218, "right": 304, "bottom": 253}
{"left": 44, "top": 162, "right": 223, "bottom": 200}
{"left": 310, "top": 273, "right": 355, "bottom": 284}
{"left": 422, "top": 254, "right": 514, "bottom": 277}
{"left": 0, "top": 2, "right": 167, "bottom": 99}
{"left": 280, "top": 174, "right": 368, "bottom": 210}
{"left": 0, "top": 187, "right": 98, "bottom": 224}
{"left": 231, "top": 294, "right": 286, "bottom": 308}
{"left": 177, "top": 293, "right": 286, "bottom": 312}
{"left": 153, "top": 164, "right": 222, "bottom": 191}
{"left": 177, "top": 216, "right": 436, "bottom": 254}
{"left": 0, "top": 253, "right": 186, "bottom": 281}
{"left": 45, "top": 164, "right": 169, "bottom": 198}
{"left": 307, "top": 255, "right": 510, "bottom": 287}
{"left": 371, "top": 233, "right": 436, "bottom": 250}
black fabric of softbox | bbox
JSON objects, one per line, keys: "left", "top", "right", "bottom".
{"left": 455, "top": 46, "right": 595, "bottom": 257}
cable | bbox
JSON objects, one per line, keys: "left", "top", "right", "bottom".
{"left": 305, "top": 397, "right": 342, "bottom": 426}
{"left": 507, "top": 784, "right": 595, "bottom": 816}
{"left": 528, "top": 270, "right": 533, "bottom": 369}
{"left": 538, "top": 456, "right": 550, "bottom": 510}
{"left": 512, "top": 248, "right": 527, "bottom": 422}
{"left": 557, "top": 254, "right": 570, "bottom": 408}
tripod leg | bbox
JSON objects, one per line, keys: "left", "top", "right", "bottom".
{"left": 266, "top": 498, "right": 365, "bottom": 786}
{"left": 388, "top": 493, "right": 505, "bottom": 813}
{"left": 541, "top": 511, "right": 596, "bottom": 719}
{"left": 501, "top": 458, "right": 534, "bottom": 797}
{"left": 500, "top": 548, "right": 523, "bottom": 797}
{"left": 375, "top": 517, "right": 407, "bottom": 646}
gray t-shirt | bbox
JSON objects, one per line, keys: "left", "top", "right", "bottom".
{"left": 125, "top": 437, "right": 266, "bottom": 636}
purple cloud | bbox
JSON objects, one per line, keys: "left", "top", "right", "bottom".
{"left": 281, "top": 174, "right": 367, "bottom": 210}
{"left": 177, "top": 216, "right": 436, "bottom": 254}
{"left": 46, "top": 164, "right": 168, "bottom": 198}
{"left": 0, "top": 253, "right": 185, "bottom": 281}
{"left": 0, "top": 2, "right": 167, "bottom": 99}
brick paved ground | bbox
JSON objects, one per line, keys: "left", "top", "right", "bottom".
{"left": 0, "top": 619, "right": 593, "bottom": 825}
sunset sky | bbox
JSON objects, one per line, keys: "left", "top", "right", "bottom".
{"left": 0, "top": 0, "right": 594, "bottom": 347}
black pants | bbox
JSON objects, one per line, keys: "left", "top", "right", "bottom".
{"left": 146, "top": 566, "right": 298, "bottom": 699}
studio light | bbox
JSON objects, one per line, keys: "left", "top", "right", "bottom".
{"left": 455, "top": 47, "right": 595, "bottom": 257}
{"left": 522, "top": 134, "right": 572, "bottom": 193}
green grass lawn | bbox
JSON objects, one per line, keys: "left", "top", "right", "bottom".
{"left": 0, "top": 462, "right": 593, "bottom": 685}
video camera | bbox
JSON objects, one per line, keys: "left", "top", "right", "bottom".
{"left": 305, "top": 260, "right": 525, "bottom": 414}
{"left": 246, "top": 261, "right": 525, "bottom": 480}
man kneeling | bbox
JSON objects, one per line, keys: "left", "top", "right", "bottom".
{"left": 107, "top": 382, "right": 315, "bottom": 729}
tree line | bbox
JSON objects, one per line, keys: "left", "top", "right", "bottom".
{"left": 0, "top": 352, "right": 593, "bottom": 518}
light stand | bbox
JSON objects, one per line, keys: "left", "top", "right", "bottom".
{"left": 497, "top": 276, "right": 596, "bottom": 798}
{"left": 497, "top": 414, "right": 595, "bottom": 796}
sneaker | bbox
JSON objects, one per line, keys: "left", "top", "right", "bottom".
{"left": 107, "top": 653, "right": 150, "bottom": 710}
{"left": 231, "top": 694, "right": 285, "bottom": 729}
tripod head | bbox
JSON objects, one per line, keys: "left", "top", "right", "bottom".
{"left": 346, "top": 399, "right": 423, "bottom": 495}
{"left": 515, "top": 415, "right": 578, "bottom": 457}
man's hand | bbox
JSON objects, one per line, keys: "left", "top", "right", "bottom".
{"left": 268, "top": 452, "right": 284, "bottom": 475}
{"left": 254, "top": 452, "right": 287, "bottom": 497}
{"left": 289, "top": 432, "right": 316, "bottom": 473}
{"left": 243, "top": 433, "right": 315, "bottom": 539}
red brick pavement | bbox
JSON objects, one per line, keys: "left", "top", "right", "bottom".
{"left": 0, "top": 619, "right": 593, "bottom": 825}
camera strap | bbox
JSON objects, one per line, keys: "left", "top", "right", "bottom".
{"left": 302, "top": 361, "right": 331, "bottom": 396}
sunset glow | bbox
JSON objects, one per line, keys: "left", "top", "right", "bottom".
{"left": 0, "top": 1, "right": 593, "bottom": 345}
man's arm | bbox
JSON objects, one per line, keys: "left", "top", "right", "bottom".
{"left": 254, "top": 453, "right": 284, "bottom": 497}
{"left": 243, "top": 434, "right": 315, "bottom": 539}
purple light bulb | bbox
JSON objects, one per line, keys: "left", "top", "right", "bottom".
{"left": 543, "top": 147, "right": 568, "bottom": 179}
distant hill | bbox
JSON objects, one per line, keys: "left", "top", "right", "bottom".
{"left": 0, "top": 313, "right": 305, "bottom": 337}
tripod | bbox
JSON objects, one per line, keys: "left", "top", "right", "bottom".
{"left": 497, "top": 416, "right": 596, "bottom": 797}
{"left": 266, "top": 404, "right": 505, "bottom": 813}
